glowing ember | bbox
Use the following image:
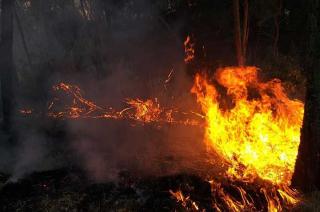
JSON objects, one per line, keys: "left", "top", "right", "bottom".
{"left": 125, "top": 98, "right": 161, "bottom": 123}
{"left": 44, "top": 82, "right": 201, "bottom": 126}
{"left": 164, "top": 69, "right": 174, "bottom": 90}
{"left": 169, "top": 190, "right": 199, "bottom": 211}
{"left": 184, "top": 35, "right": 195, "bottom": 63}
{"left": 49, "top": 82, "right": 103, "bottom": 119}
{"left": 19, "top": 109, "right": 33, "bottom": 114}
{"left": 191, "top": 66, "right": 304, "bottom": 185}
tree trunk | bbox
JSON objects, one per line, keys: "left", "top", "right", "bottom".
{"left": 291, "top": 0, "right": 320, "bottom": 192}
{"left": 0, "top": 0, "right": 15, "bottom": 132}
{"left": 242, "top": 0, "right": 249, "bottom": 63}
{"left": 273, "top": 0, "right": 282, "bottom": 57}
{"left": 233, "top": 0, "right": 249, "bottom": 66}
{"left": 233, "top": 0, "right": 244, "bottom": 66}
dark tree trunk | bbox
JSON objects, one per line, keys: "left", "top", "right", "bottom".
{"left": 273, "top": 0, "right": 282, "bottom": 57}
{"left": 0, "top": 0, "right": 15, "bottom": 132}
{"left": 242, "top": 0, "right": 249, "bottom": 63}
{"left": 233, "top": 0, "right": 244, "bottom": 66}
{"left": 292, "top": 0, "right": 320, "bottom": 192}
{"left": 233, "top": 0, "right": 249, "bottom": 66}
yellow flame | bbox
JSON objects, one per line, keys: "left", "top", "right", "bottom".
{"left": 191, "top": 66, "right": 304, "bottom": 185}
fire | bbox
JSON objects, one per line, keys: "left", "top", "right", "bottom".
{"left": 169, "top": 190, "right": 199, "bottom": 211}
{"left": 20, "top": 66, "right": 304, "bottom": 210}
{"left": 45, "top": 82, "right": 201, "bottom": 126}
{"left": 125, "top": 98, "right": 161, "bottom": 123}
{"left": 191, "top": 66, "right": 304, "bottom": 185}
{"left": 170, "top": 180, "right": 300, "bottom": 211}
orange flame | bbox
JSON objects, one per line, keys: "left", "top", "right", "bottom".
{"left": 209, "top": 179, "right": 300, "bottom": 211}
{"left": 45, "top": 82, "right": 201, "bottom": 126}
{"left": 170, "top": 190, "right": 199, "bottom": 211}
{"left": 125, "top": 98, "right": 162, "bottom": 123}
{"left": 191, "top": 66, "right": 304, "bottom": 185}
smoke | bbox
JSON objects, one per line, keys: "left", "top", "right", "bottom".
{"left": 0, "top": 0, "right": 208, "bottom": 181}
{"left": 62, "top": 69, "right": 205, "bottom": 181}
{"left": 60, "top": 39, "right": 205, "bottom": 181}
{"left": 10, "top": 132, "right": 54, "bottom": 182}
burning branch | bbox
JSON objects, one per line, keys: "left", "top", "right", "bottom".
{"left": 28, "top": 82, "right": 203, "bottom": 127}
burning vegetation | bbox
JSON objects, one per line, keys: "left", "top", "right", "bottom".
{"left": 192, "top": 66, "right": 304, "bottom": 185}
{"left": 1, "top": 0, "right": 317, "bottom": 211}
{"left": 45, "top": 82, "right": 201, "bottom": 126}
{"left": 46, "top": 66, "right": 304, "bottom": 188}
{"left": 18, "top": 65, "right": 303, "bottom": 211}
{"left": 190, "top": 66, "right": 304, "bottom": 211}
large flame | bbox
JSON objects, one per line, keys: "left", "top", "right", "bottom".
{"left": 191, "top": 66, "right": 304, "bottom": 185}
